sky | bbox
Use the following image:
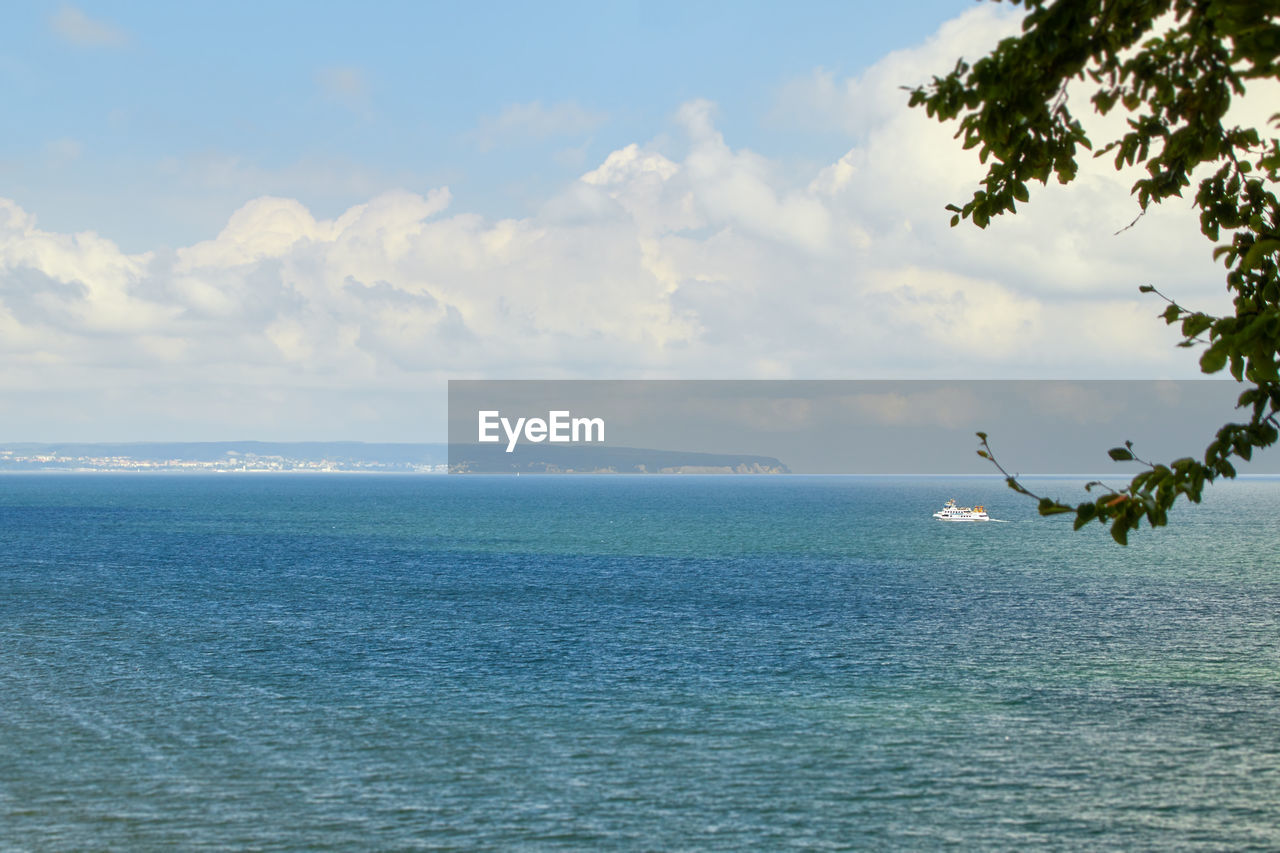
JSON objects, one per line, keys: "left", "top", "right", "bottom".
{"left": 2, "top": 2, "right": 1277, "bottom": 442}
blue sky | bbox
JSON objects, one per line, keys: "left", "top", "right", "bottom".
{"left": 6, "top": 0, "right": 974, "bottom": 250}
{"left": 1, "top": 2, "right": 1270, "bottom": 441}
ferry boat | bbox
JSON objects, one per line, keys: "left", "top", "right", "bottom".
{"left": 933, "top": 498, "right": 990, "bottom": 522}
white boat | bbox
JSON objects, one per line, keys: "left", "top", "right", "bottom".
{"left": 933, "top": 498, "right": 990, "bottom": 522}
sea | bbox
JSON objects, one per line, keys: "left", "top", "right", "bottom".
{"left": 1, "top": 474, "right": 1278, "bottom": 850}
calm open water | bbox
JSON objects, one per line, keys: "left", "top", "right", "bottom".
{"left": 1, "top": 474, "right": 1278, "bottom": 850}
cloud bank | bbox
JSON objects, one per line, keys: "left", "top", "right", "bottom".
{"left": 2, "top": 6, "right": 1246, "bottom": 438}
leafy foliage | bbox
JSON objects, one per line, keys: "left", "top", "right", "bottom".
{"left": 910, "top": 0, "right": 1280, "bottom": 543}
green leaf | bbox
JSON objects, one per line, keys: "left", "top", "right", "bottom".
{"left": 1181, "top": 314, "right": 1212, "bottom": 338}
{"left": 1073, "top": 503, "right": 1098, "bottom": 530}
{"left": 1200, "top": 347, "right": 1228, "bottom": 374}
{"left": 1037, "top": 498, "right": 1072, "bottom": 516}
{"left": 1110, "top": 517, "right": 1129, "bottom": 546}
{"left": 1242, "top": 239, "right": 1280, "bottom": 271}
{"left": 1108, "top": 447, "right": 1134, "bottom": 461}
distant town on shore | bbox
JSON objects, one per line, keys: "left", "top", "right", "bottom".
{"left": 0, "top": 443, "right": 449, "bottom": 474}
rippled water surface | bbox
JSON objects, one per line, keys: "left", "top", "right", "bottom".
{"left": 1, "top": 475, "right": 1278, "bottom": 849}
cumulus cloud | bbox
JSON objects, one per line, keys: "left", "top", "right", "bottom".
{"left": 49, "top": 5, "right": 130, "bottom": 47}
{"left": 1, "top": 5, "right": 1245, "bottom": 437}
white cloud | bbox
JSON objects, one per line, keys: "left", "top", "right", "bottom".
{"left": 469, "top": 100, "right": 605, "bottom": 150}
{"left": 49, "top": 5, "right": 130, "bottom": 48}
{"left": 315, "top": 66, "right": 371, "bottom": 114}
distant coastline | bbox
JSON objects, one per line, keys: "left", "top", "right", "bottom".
{"left": 0, "top": 442, "right": 448, "bottom": 474}
{"left": 447, "top": 443, "right": 790, "bottom": 474}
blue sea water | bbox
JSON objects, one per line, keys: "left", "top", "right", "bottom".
{"left": 1, "top": 474, "right": 1278, "bottom": 850}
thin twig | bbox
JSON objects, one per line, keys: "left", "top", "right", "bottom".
{"left": 1114, "top": 206, "right": 1149, "bottom": 235}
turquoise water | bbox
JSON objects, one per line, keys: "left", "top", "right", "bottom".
{"left": 1, "top": 475, "right": 1278, "bottom": 849}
